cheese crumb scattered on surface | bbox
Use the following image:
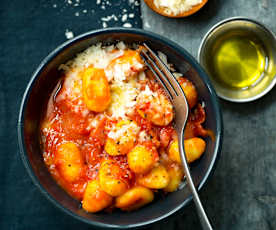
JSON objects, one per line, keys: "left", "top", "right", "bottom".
{"left": 101, "top": 14, "right": 118, "bottom": 22}
{"left": 65, "top": 29, "right": 74, "bottom": 39}
{"left": 122, "top": 14, "right": 128, "bottom": 22}
{"left": 123, "top": 23, "right": 132, "bottom": 28}
{"left": 51, "top": 0, "right": 139, "bottom": 28}
{"left": 154, "top": 0, "right": 202, "bottom": 15}
{"left": 144, "top": 21, "right": 151, "bottom": 28}
{"left": 102, "top": 22, "right": 107, "bottom": 28}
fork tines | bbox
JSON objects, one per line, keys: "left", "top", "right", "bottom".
{"left": 140, "top": 43, "right": 183, "bottom": 100}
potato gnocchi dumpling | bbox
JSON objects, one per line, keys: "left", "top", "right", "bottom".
{"left": 41, "top": 42, "right": 210, "bottom": 213}
{"left": 137, "top": 165, "right": 170, "bottom": 189}
{"left": 105, "top": 120, "right": 140, "bottom": 156}
{"left": 82, "top": 180, "right": 113, "bottom": 213}
{"left": 164, "top": 164, "right": 184, "bottom": 192}
{"left": 82, "top": 67, "right": 111, "bottom": 112}
{"left": 99, "top": 160, "right": 129, "bottom": 197}
{"left": 115, "top": 186, "right": 154, "bottom": 211}
{"left": 127, "top": 145, "right": 157, "bottom": 174}
{"left": 178, "top": 77, "right": 198, "bottom": 109}
{"left": 55, "top": 142, "right": 83, "bottom": 183}
{"left": 168, "top": 138, "right": 206, "bottom": 164}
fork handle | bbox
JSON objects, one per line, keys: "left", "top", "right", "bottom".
{"left": 179, "top": 131, "right": 213, "bottom": 230}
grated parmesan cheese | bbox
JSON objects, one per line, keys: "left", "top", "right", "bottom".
{"left": 138, "top": 130, "right": 151, "bottom": 142}
{"left": 59, "top": 43, "right": 124, "bottom": 73}
{"left": 139, "top": 85, "right": 157, "bottom": 98}
{"left": 108, "top": 121, "right": 140, "bottom": 140}
{"left": 123, "top": 23, "right": 132, "bottom": 28}
{"left": 108, "top": 80, "right": 139, "bottom": 119}
{"left": 122, "top": 14, "right": 128, "bottom": 22}
{"left": 65, "top": 29, "right": 74, "bottom": 39}
{"left": 58, "top": 42, "right": 145, "bottom": 119}
{"left": 154, "top": 0, "right": 202, "bottom": 15}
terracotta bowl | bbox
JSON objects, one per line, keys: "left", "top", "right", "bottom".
{"left": 144, "top": 0, "right": 208, "bottom": 18}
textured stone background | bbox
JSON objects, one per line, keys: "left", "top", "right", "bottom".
{"left": 0, "top": 0, "right": 141, "bottom": 229}
{"left": 1, "top": 0, "right": 276, "bottom": 229}
{"left": 141, "top": 0, "right": 276, "bottom": 230}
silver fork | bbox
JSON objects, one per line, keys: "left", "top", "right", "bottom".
{"left": 140, "top": 43, "right": 213, "bottom": 230}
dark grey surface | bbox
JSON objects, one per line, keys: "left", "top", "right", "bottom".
{"left": 0, "top": 0, "right": 141, "bottom": 229}
{"left": 1, "top": 0, "right": 275, "bottom": 229}
{"left": 142, "top": 1, "right": 276, "bottom": 230}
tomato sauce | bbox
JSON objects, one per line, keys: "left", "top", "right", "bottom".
{"left": 41, "top": 77, "right": 210, "bottom": 201}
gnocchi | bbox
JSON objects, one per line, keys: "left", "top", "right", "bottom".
{"left": 82, "top": 180, "right": 113, "bottom": 213}
{"left": 127, "top": 145, "right": 157, "bottom": 174}
{"left": 105, "top": 120, "right": 140, "bottom": 156}
{"left": 168, "top": 138, "right": 206, "bottom": 164}
{"left": 41, "top": 42, "right": 210, "bottom": 213}
{"left": 99, "top": 160, "right": 129, "bottom": 197}
{"left": 82, "top": 67, "right": 111, "bottom": 112}
{"left": 115, "top": 186, "right": 154, "bottom": 211}
{"left": 164, "top": 164, "right": 184, "bottom": 192}
{"left": 178, "top": 77, "right": 198, "bottom": 109}
{"left": 137, "top": 165, "right": 170, "bottom": 189}
{"left": 55, "top": 142, "right": 83, "bottom": 183}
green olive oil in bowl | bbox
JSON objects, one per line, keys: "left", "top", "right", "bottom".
{"left": 210, "top": 32, "right": 267, "bottom": 89}
{"left": 199, "top": 18, "right": 276, "bottom": 102}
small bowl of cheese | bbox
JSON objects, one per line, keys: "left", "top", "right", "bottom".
{"left": 144, "top": 0, "right": 208, "bottom": 18}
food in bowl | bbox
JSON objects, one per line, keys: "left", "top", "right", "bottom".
{"left": 199, "top": 17, "right": 276, "bottom": 102}
{"left": 40, "top": 42, "right": 210, "bottom": 213}
{"left": 144, "top": 0, "right": 208, "bottom": 18}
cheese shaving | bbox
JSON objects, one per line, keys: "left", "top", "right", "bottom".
{"left": 154, "top": 0, "right": 202, "bottom": 15}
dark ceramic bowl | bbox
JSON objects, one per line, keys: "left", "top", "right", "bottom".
{"left": 18, "top": 28, "right": 223, "bottom": 229}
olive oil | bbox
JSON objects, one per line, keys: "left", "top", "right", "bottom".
{"left": 208, "top": 32, "right": 268, "bottom": 89}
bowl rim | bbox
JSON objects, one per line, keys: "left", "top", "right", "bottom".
{"left": 18, "top": 27, "right": 223, "bottom": 229}
{"left": 198, "top": 16, "right": 276, "bottom": 103}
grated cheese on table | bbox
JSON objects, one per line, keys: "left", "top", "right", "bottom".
{"left": 123, "top": 23, "right": 132, "bottom": 28}
{"left": 65, "top": 29, "right": 74, "bottom": 39}
{"left": 154, "top": 0, "right": 202, "bottom": 15}
{"left": 51, "top": 0, "right": 139, "bottom": 32}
